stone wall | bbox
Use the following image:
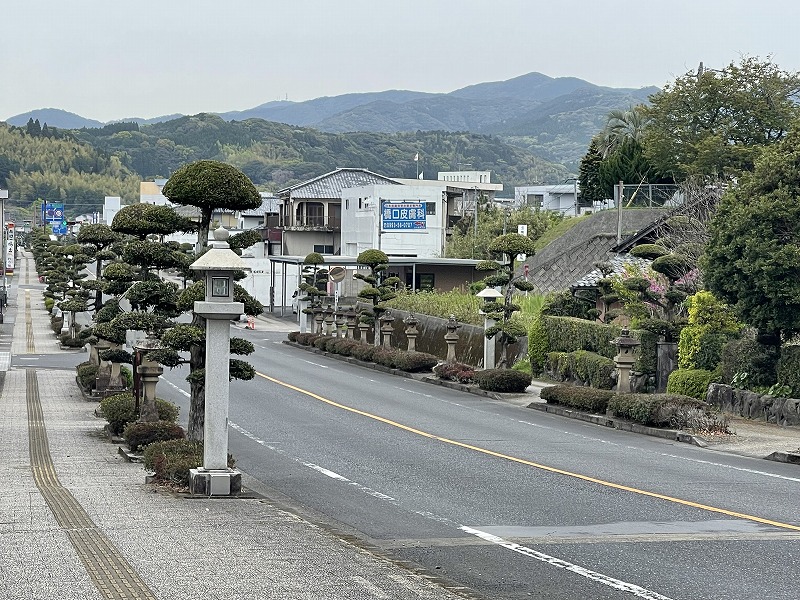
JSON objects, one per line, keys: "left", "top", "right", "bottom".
{"left": 707, "top": 383, "right": 800, "bottom": 426}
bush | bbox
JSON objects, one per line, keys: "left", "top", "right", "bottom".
{"left": 350, "top": 343, "right": 377, "bottom": 363}
{"left": 540, "top": 385, "right": 614, "bottom": 413}
{"left": 312, "top": 335, "right": 334, "bottom": 350}
{"left": 142, "top": 439, "right": 235, "bottom": 488}
{"left": 528, "top": 316, "right": 549, "bottom": 375}
{"left": 607, "top": 393, "right": 705, "bottom": 426}
{"left": 120, "top": 365, "right": 134, "bottom": 389}
{"left": 50, "top": 316, "right": 64, "bottom": 334}
{"left": 393, "top": 351, "right": 439, "bottom": 373}
{"left": 434, "top": 362, "right": 475, "bottom": 383}
{"left": 99, "top": 392, "right": 179, "bottom": 435}
{"left": 545, "top": 350, "right": 615, "bottom": 389}
{"left": 44, "top": 297, "right": 55, "bottom": 311}
{"left": 123, "top": 421, "right": 185, "bottom": 452}
{"left": 720, "top": 336, "right": 779, "bottom": 388}
{"left": 777, "top": 345, "right": 800, "bottom": 398}
{"left": 287, "top": 331, "right": 300, "bottom": 342}
{"left": 371, "top": 346, "right": 400, "bottom": 368}
{"left": 666, "top": 368, "right": 714, "bottom": 401}
{"left": 60, "top": 333, "right": 85, "bottom": 348}
{"left": 327, "top": 338, "right": 361, "bottom": 355}
{"left": 474, "top": 369, "right": 532, "bottom": 393}
{"left": 76, "top": 362, "right": 99, "bottom": 391}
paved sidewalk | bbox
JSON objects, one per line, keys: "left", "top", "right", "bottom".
{"left": 1, "top": 251, "right": 466, "bottom": 600}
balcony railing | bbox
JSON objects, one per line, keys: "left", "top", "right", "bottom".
{"left": 282, "top": 215, "right": 341, "bottom": 231}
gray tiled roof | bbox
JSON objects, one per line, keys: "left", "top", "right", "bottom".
{"left": 572, "top": 254, "right": 653, "bottom": 289}
{"left": 277, "top": 168, "right": 399, "bottom": 199}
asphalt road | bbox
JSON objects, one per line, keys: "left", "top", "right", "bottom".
{"left": 156, "top": 327, "right": 800, "bottom": 600}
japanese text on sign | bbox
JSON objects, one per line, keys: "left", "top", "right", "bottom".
{"left": 381, "top": 201, "right": 426, "bottom": 231}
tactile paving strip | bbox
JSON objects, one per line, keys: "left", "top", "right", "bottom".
{"left": 26, "top": 369, "right": 157, "bottom": 600}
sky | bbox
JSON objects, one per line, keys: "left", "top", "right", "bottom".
{"left": 3, "top": 0, "right": 800, "bottom": 123}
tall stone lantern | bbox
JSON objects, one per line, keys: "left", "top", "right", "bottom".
{"left": 187, "top": 227, "right": 248, "bottom": 496}
{"left": 476, "top": 287, "right": 502, "bottom": 369}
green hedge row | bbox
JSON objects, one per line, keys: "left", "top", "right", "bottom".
{"left": 541, "top": 385, "right": 713, "bottom": 429}
{"left": 545, "top": 350, "right": 615, "bottom": 389}
{"left": 666, "top": 368, "right": 714, "bottom": 401}
{"left": 532, "top": 315, "right": 657, "bottom": 375}
{"left": 290, "top": 332, "right": 440, "bottom": 373}
{"left": 100, "top": 392, "right": 180, "bottom": 435}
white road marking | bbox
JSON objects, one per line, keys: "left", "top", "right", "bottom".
{"left": 301, "top": 359, "right": 329, "bottom": 368}
{"left": 460, "top": 526, "right": 675, "bottom": 600}
{"left": 658, "top": 452, "right": 800, "bottom": 483}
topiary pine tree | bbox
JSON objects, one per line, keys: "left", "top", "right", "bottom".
{"left": 354, "top": 249, "right": 399, "bottom": 333}
{"left": 477, "top": 233, "right": 537, "bottom": 368}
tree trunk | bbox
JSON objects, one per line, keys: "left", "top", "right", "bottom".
{"left": 187, "top": 314, "right": 207, "bottom": 441}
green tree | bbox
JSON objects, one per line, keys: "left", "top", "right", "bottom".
{"left": 76, "top": 224, "right": 120, "bottom": 314}
{"left": 578, "top": 137, "right": 607, "bottom": 204}
{"left": 598, "top": 105, "right": 650, "bottom": 158}
{"left": 702, "top": 124, "right": 800, "bottom": 344}
{"left": 478, "top": 233, "right": 537, "bottom": 367}
{"left": 644, "top": 57, "right": 800, "bottom": 181}
{"left": 161, "top": 160, "right": 262, "bottom": 252}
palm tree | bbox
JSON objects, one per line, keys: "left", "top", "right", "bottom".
{"left": 598, "top": 105, "right": 650, "bottom": 158}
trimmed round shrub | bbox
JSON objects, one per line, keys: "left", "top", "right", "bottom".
{"left": 666, "top": 368, "right": 713, "bottom": 401}
{"left": 328, "top": 338, "right": 361, "bottom": 355}
{"left": 393, "top": 351, "right": 439, "bottom": 373}
{"left": 372, "top": 346, "right": 400, "bottom": 368}
{"left": 142, "top": 439, "right": 235, "bottom": 488}
{"left": 100, "top": 392, "right": 180, "bottom": 435}
{"left": 630, "top": 244, "right": 668, "bottom": 260}
{"left": 123, "top": 421, "right": 185, "bottom": 452}
{"left": 350, "top": 343, "right": 377, "bottom": 363}
{"left": 76, "top": 362, "right": 99, "bottom": 391}
{"left": 434, "top": 362, "right": 475, "bottom": 383}
{"left": 777, "top": 345, "right": 800, "bottom": 398}
{"left": 312, "top": 335, "right": 334, "bottom": 350}
{"left": 540, "top": 385, "right": 614, "bottom": 413}
{"left": 474, "top": 369, "right": 532, "bottom": 393}
{"left": 607, "top": 393, "right": 705, "bottom": 426}
{"left": 60, "top": 333, "right": 85, "bottom": 348}
{"left": 287, "top": 331, "right": 300, "bottom": 342}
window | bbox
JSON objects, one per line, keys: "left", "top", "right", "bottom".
{"left": 306, "top": 202, "right": 324, "bottom": 226}
{"left": 406, "top": 272, "right": 435, "bottom": 291}
{"left": 426, "top": 202, "right": 436, "bottom": 215}
{"left": 313, "top": 244, "right": 334, "bottom": 254}
{"left": 345, "top": 198, "right": 349, "bottom": 209}
{"left": 527, "top": 194, "right": 544, "bottom": 209}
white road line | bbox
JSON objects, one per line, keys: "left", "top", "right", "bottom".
{"left": 658, "top": 452, "right": 800, "bottom": 483}
{"left": 460, "top": 526, "right": 675, "bottom": 600}
{"left": 159, "top": 377, "right": 190, "bottom": 397}
{"left": 301, "top": 359, "right": 329, "bottom": 368}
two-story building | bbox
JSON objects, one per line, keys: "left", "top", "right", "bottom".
{"left": 276, "top": 168, "right": 400, "bottom": 256}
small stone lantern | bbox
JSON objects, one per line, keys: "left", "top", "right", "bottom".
{"left": 611, "top": 328, "right": 640, "bottom": 393}
{"left": 323, "top": 304, "right": 335, "bottom": 335}
{"left": 187, "top": 227, "right": 248, "bottom": 496}
{"left": 344, "top": 307, "right": 358, "bottom": 339}
{"left": 403, "top": 313, "right": 420, "bottom": 352}
{"left": 334, "top": 309, "right": 346, "bottom": 338}
{"left": 444, "top": 314, "right": 462, "bottom": 363}
{"left": 476, "top": 288, "right": 503, "bottom": 369}
{"left": 133, "top": 333, "right": 163, "bottom": 423}
{"left": 379, "top": 310, "right": 395, "bottom": 347}
{"left": 313, "top": 305, "right": 325, "bottom": 334}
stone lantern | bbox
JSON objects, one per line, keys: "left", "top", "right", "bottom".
{"left": 344, "top": 307, "right": 358, "bottom": 339}
{"left": 312, "top": 305, "right": 325, "bottom": 334}
{"left": 187, "top": 227, "right": 248, "bottom": 496}
{"left": 133, "top": 333, "right": 163, "bottom": 422}
{"left": 379, "top": 310, "right": 395, "bottom": 348}
{"left": 323, "top": 304, "right": 335, "bottom": 335}
{"left": 476, "top": 287, "right": 503, "bottom": 369}
{"left": 611, "top": 328, "right": 640, "bottom": 393}
{"left": 334, "top": 309, "right": 346, "bottom": 338}
{"left": 444, "top": 314, "right": 462, "bottom": 363}
{"left": 403, "top": 313, "right": 420, "bottom": 352}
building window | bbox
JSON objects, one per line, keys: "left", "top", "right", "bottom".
{"left": 313, "top": 244, "right": 334, "bottom": 254}
{"left": 306, "top": 202, "right": 324, "bottom": 226}
{"left": 345, "top": 198, "right": 349, "bottom": 209}
{"left": 426, "top": 202, "right": 436, "bottom": 215}
{"left": 527, "top": 194, "right": 544, "bottom": 209}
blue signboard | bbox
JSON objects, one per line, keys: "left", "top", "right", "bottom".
{"left": 381, "top": 201, "right": 426, "bottom": 231}
{"left": 43, "top": 203, "right": 65, "bottom": 223}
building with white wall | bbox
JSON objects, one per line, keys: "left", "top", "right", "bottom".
{"left": 514, "top": 183, "right": 613, "bottom": 216}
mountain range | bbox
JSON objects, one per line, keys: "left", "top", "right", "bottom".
{"left": 6, "top": 72, "right": 657, "bottom": 168}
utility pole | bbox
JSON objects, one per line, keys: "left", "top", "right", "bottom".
{"left": 616, "top": 181, "right": 624, "bottom": 245}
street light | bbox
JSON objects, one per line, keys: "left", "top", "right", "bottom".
{"left": 188, "top": 227, "right": 249, "bottom": 496}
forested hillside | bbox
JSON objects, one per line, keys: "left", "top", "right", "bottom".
{"left": 76, "top": 113, "right": 569, "bottom": 191}
{"left": 0, "top": 122, "right": 140, "bottom": 216}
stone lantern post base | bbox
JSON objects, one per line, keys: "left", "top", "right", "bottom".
{"left": 189, "top": 468, "right": 242, "bottom": 496}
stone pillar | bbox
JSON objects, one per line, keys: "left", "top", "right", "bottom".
{"left": 379, "top": 312, "right": 395, "bottom": 348}
{"left": 403, "top": 313, "right": 419, "bottom": 352}
{"left": 482, "top": 315, "right": 496, "bottom": 369}
{"left": 656, "top": 341, "right": 678, "bottom": 393}
{"left": 203, "top": 317, "right": 232, "bottom": 470}
{"left": 298, "top": 299, "right": 309, "bottom": 333}
{"left": 444, "top": 315, "right": 462, "bottom": 363}
{"left": 357, "top": 320, "right": 371, "bottom": 343}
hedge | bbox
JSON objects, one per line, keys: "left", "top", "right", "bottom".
{"left": 535, "top": 315, "right": 657, "bottom": 375}
{"left": 607, "top": 393, "right": 705, "bottom": 427}
{"left": 666, "top": 369, "right": 714, "bottom": 401}
{"left": 123, "top": 421, "right": 185, "bottom": 452}
{"left": 100, "top": 392, "right": 180, "bottom": 435}
{"left": 433, "top": 362, "right": 475, "bottom": 383}
{"left": 143, "top": 439, "right": 235, "bottom": 488}
{"left": 545, "top": 349, "right": 615, "bottom": 389}
{"left": 539, "top": 385, "right": 614, "bottom": 413}
{"left": 473, "top": 369, "right": 531, "bottom": 393}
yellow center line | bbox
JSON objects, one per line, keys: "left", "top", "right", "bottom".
{"left": 257, "top": 371, "right": 800, "bottom": 533}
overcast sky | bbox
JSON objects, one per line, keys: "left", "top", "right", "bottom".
{"left": 3, "top": 0, "right": 799, "bottom": 123}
